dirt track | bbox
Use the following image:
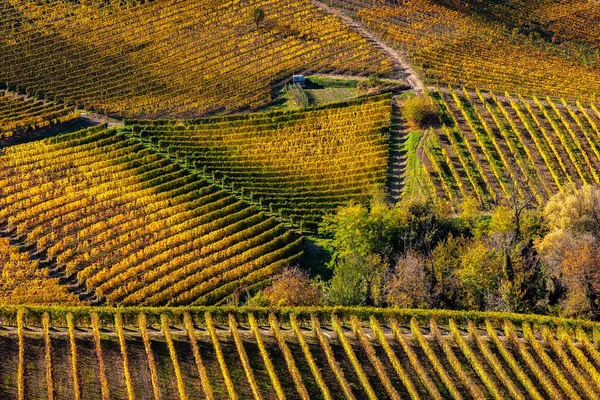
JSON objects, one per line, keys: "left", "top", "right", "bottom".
{"left": 311, "top": 0, "right": 425, "bottom": 92}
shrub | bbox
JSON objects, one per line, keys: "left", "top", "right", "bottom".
{"left": 254, "top": 267, "right": 323, "bottom": 307}
{"left": 358, "top": 74, "right": 384, "bottom": 91}
{"left": 403, "top": 95, "right": 436, "bottom": 128}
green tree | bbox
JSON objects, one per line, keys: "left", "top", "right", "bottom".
{"left": 252, "top": 7, "right": 265, "bottom": 28}
{"left": 456, "top": 239, "right": 503, "bottom": 310}
{"left": 327, "top": 253, "right": 384, "bottom": 306}
{"left": 319, "top": 200, "right": 396, "bottom": 306}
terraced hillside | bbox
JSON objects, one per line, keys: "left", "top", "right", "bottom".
{"left": 0, "top": 0, "right": 393, "bottom": 118}
{"left": 421, "top": 88, "right": 600, "bottom": 206}
{"left": 320, "top": 0, "right": 600, "bottom": 100}
{"left": 1, "top": 306, "right": 600, "bottom": 399}
{"left": 0, "top": 125, "right": 303, "bottom": 306}
{"left": 0, "top": 91, "right": 78, "bottom": 140}
{"left": 131, "top": 95, "right": 392, "bottom": 228}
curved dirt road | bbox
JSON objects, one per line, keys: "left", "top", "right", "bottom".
{"left": 312, "top": 0, "right": 425, "bottom": 92}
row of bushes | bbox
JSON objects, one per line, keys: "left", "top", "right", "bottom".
{"left": 1, "top": 305, "right": 599, "bottom": 334}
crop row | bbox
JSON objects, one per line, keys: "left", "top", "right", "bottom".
{"left": 0, "top": 91, "right": 78, "bottom": 139}
{"left": 130, "top": 96, "right": 392, "bottom": 229}
{"left": 0, "top": 125, "right": 302, "bottom": 306}
{"left": 423, "top": 88, "right": 600, "bottom": 206}
{"left": 0, "top": 0, "right": 392, "bottom": 118}
{"left": 4, "top": 306, "right": 600, "bottom": 399}
{"left": 321, "top": 0, "right": 600, "bottom": 101}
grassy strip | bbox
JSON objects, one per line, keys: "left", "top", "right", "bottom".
{"left": 269, "top": 313, "right": 310, "bottom": 399}
{"left": 431, "top": 319, "right": 486, "bottom": 399}
{"left": 387, "top": 317, "right": 442, "bottom": 400}
{"left": 437, "top": 93, "right": 496, "bottom": 203}
{"left": 521, "top": 96, "right": 577, "bottom": 186}
{"left": 115, "top": 313, "right": 135, "bottom": 400}
{"left": 521, "top": 322, "right": 579, "bottom": 399}
{"left": 424, "top": 132, "right": 456, "bottom": 201}
{"left": 503, "top": 321, "right": 561, "bottom": 399}
{"left": 183, "top": 313, "right": 214, "bottom": 400}
{"left": 546, "top": 97, "right": 599, "bottom": 184}
{"left": 229, "top": 314, "right": 262, "bottom": 400}
{"left": 17, "top": 309, "right": 25, "bottom": 400}
{"left": 91, "top": 313, "right": 110, "bottom": 400}
{"left": 489, "top": 92, "right": 553, "bottom": 197}
{"left": 248, "top": 313, "right": 285, "bottom": 400}
{"left": 161, "top": 314, "right": 188, "bottom": 400}
{"left": 449, "top": 319, "right": 502, "bottom": 399}
{"left": 67, "top": 313, "right": 81, "bottom": 400}
{"left": 401, "top": 130, "right": 429, "bottom": 199}
{"left": 541, "top": 326, "right": 595, "bottom": 398}
{"left": 466, "top": 321, "right": 525, "bottom": 399}
{"left": 138, "top": 314, "right": 161, "bottom": 400}
{"left": 351, "top": 316, "right": 402, "bottom": 400}
{"left": 354, "top": 316, "right": 407, "bottom": 400}
{"left": 206, "top": 312, "right": 238, "bottom": 400}
{"left": 449, "top": 89, "right": 508, "bottom": 196}
{"left": 42, "top": 312, "right": 54, "bottom": 400}
{"left": 575, "top": 327, "right": 600, "bottom": 369}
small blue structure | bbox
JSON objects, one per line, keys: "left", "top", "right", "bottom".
{"left": 292, "top": 74, "right": 305, "bottom": 87}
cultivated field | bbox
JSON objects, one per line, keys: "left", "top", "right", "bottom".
{"left": 130, "top": 95, "right": 391, "bottom": 228}
{"left": 0, "top": 126, "right": 303, "bottom": 306}
{"left": 1, "top": 0, "right": 600, "bottom": 397}
{"left": 320, "top": 0, "right": 600, "bottom": 101}
{"left": 0, "top": 0, "right": 392, "bottom": 118}
{"left": 421, "top": 88, "right": 600, "bottom": 206}
{"left": 2, "top": 306, "right": 600, "bottom": 400}
{"left": 0, "top": 92, "right": 78, "bottom": 140}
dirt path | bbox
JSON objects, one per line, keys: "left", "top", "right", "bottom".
{"left": 78, "top": 111, "right": 124, "bottom": 128}
{"left": 311, "top": 0, "right": 425, "bottom": 92}
{"left": 3, "top": 90, "right": 124, "bottom": 128}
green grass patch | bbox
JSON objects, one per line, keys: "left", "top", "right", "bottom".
{"left": 402, "top": 130, "right": 430, "bottom": 198}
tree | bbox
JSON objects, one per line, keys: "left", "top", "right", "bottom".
{"left": 252, "top": 7, "right": 265, "bottom": 28}
{"left": 431, "top": 234, "right": 465, "bottom": 308}
{"left": 384, "top": 251, "right": 431, "bottom": 308}
{"left": 498, "top": 240, "right": 547, "bottom": 313}
{"left": 319, "top": 196, "right": 402, "bottom": 306}
{"left": 543, "top": 185, "right": 600, "bottom": 238}
{"left": 327, "top": 253, "right": 384, "bottom": 306}
{"left": 538, "top": 186, "right": 600, "bottom": 318}
{"left": 255, "top": 267, "right": 323, "bottom": 307}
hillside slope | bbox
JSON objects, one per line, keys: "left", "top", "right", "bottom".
{"left": 0, "top": 0, "right": 393, "bottom": 118}
{"left": 0, "top": 125, "right": 303, "bottom": 306}
{"left": 132, "top": 95, "right": 392, "bottom": 229}
{"left": 320, "top": 0, "right": 600, "bottom": 100}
